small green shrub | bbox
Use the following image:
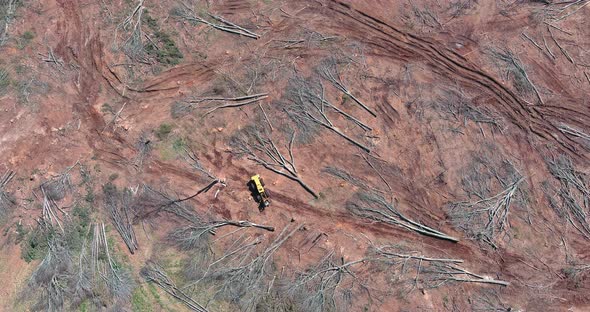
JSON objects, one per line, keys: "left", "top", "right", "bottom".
{"left": 64, "top": 205, "right": 91, "bottom": 251}
{"left": 15, "top": 64, "right": 28, "bottom": 74}
{"left": 21, "top": 227, "right": 50, "bottom": 262}
{"left": 156, "top": 123, "right": 173, "bottom": 139}
{"left": 109, "top": 173, "right": 119, "bottom": 181}
{"left": 22, "top": 31, "right": 34, "bottom": 40}
{"left": 172, "top": 137, "right": 186, "bottom": 152}
{"left": 101, "top": 103, "right": 114, "bottom": 114}
{"left": 17, "top": 31, "right": 35, "bottom": 49}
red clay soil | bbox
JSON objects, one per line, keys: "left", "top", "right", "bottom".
{"left": 1, "top": 0, "right": 589, "bottom": 311}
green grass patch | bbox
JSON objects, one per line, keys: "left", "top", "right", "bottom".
{"left": 78, "top": 300, "right": 89, "bottom": 312}
{"left": 132, "top": 286, "right": 153, "bottom": 312}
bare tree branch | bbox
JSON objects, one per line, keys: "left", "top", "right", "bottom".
{"left": 283, "top": 75, "right": 372, "bottom": 152}
{"left": 103, "top": 184, "right": 139, "bottom": 254}
{"left": 174, "top": 4, "right": 260, "bottom": 39}
{"left": 0, "top": 170, "right": 16, "bottom": 217}
{"left": 142, "top": 261, "right": 208, "bottom": 312}
{"left": 318, "top": 58, "right": 377, "bottom": 117}
{"left": 347, "top": 192, "right": 458, "bottom": 242}
{"left": 231, "top": 126, "right": 318, "bottom": 198}
{"left": 544, "top": 155, "right": 590, "bottom": 239}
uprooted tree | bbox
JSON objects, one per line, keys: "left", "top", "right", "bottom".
{"left": 283, "top": 75, "right": 373, "bottom": 152}
{"left": 544, "top": 155, "right": 590, "bottom": 239}
{"left": 448, "top": 151, "right": 528, "bottom": 248}
{"left": 169, "top": 219, "right": 274, "bottom": 251}
{"left": 172, "top": 93, "right": 268, "bottom": 119}
{"left": 372, "top": 244, "right": 509, "bottom": 290}
{"left": 179, "top": 224, "right": 303, "bottom": 311}
{"left": 347, "top": 192, "right": 458, "bottom": 242}
{"left": 103, "top": 183, "right": 138, "bottom": 254}
{"left": 141, "top": 261, "right": 209, "bottom": 312}
{"left": 0, "top": 170, "right": 16, "bottom": 217}
{"left": 317, "top": 57, "right": 377, "bottom": 117}
{"left": 230, "top": 125, "right": 319, "bottom": 198}
{"left": 172, "top": 2, "right": 260, "bottom": 39}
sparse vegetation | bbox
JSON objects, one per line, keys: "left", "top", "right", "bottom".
{"left": 156, "top": 123, "right": 173, "bottom": 139}
{"left": 143, "top": 12, "right": 183, "bottom": 65}
{"left": 17, "top": 30, "right": 34, "bottom": 49}
{"left": 131, "top": 286, "right": 154, "bottom": 312}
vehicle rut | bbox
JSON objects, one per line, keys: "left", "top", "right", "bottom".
{"left": 324, "top": 0, "right": 589, "bottom": 161}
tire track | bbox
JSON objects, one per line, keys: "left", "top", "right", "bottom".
{"left": 325, "top": 0, "right": 589, "bottom": 161}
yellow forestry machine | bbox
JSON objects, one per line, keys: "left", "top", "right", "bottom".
{"left": 249, "top": 174, "right": 270, "bottom": 211}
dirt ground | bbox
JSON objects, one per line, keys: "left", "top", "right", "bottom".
{"left": 1, "top": 0, "right": 590, "bottom": 311}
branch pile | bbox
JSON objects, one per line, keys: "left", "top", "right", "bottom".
{"left": 449, "top": 152, "right": 528, "bottom": 248}
{"left": 449, "top": 177, "right": 524, "bottom": 248}
{"left": 182, "top": 224, "right": 302, "bottom": 311}
{"left": 116, "top": 0, "right": 147, "bottom": 61}
{"left": 545, "top": 155, "right": 590, "bottom": 238}
{"left": 430, "top": 89, "right": 504, "bottom": 134}
{"left": 0, "top": 170, "right": 16, "bottom": 216}
{"left": 103, "top": 183, "right": 138, "bottom": 254}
